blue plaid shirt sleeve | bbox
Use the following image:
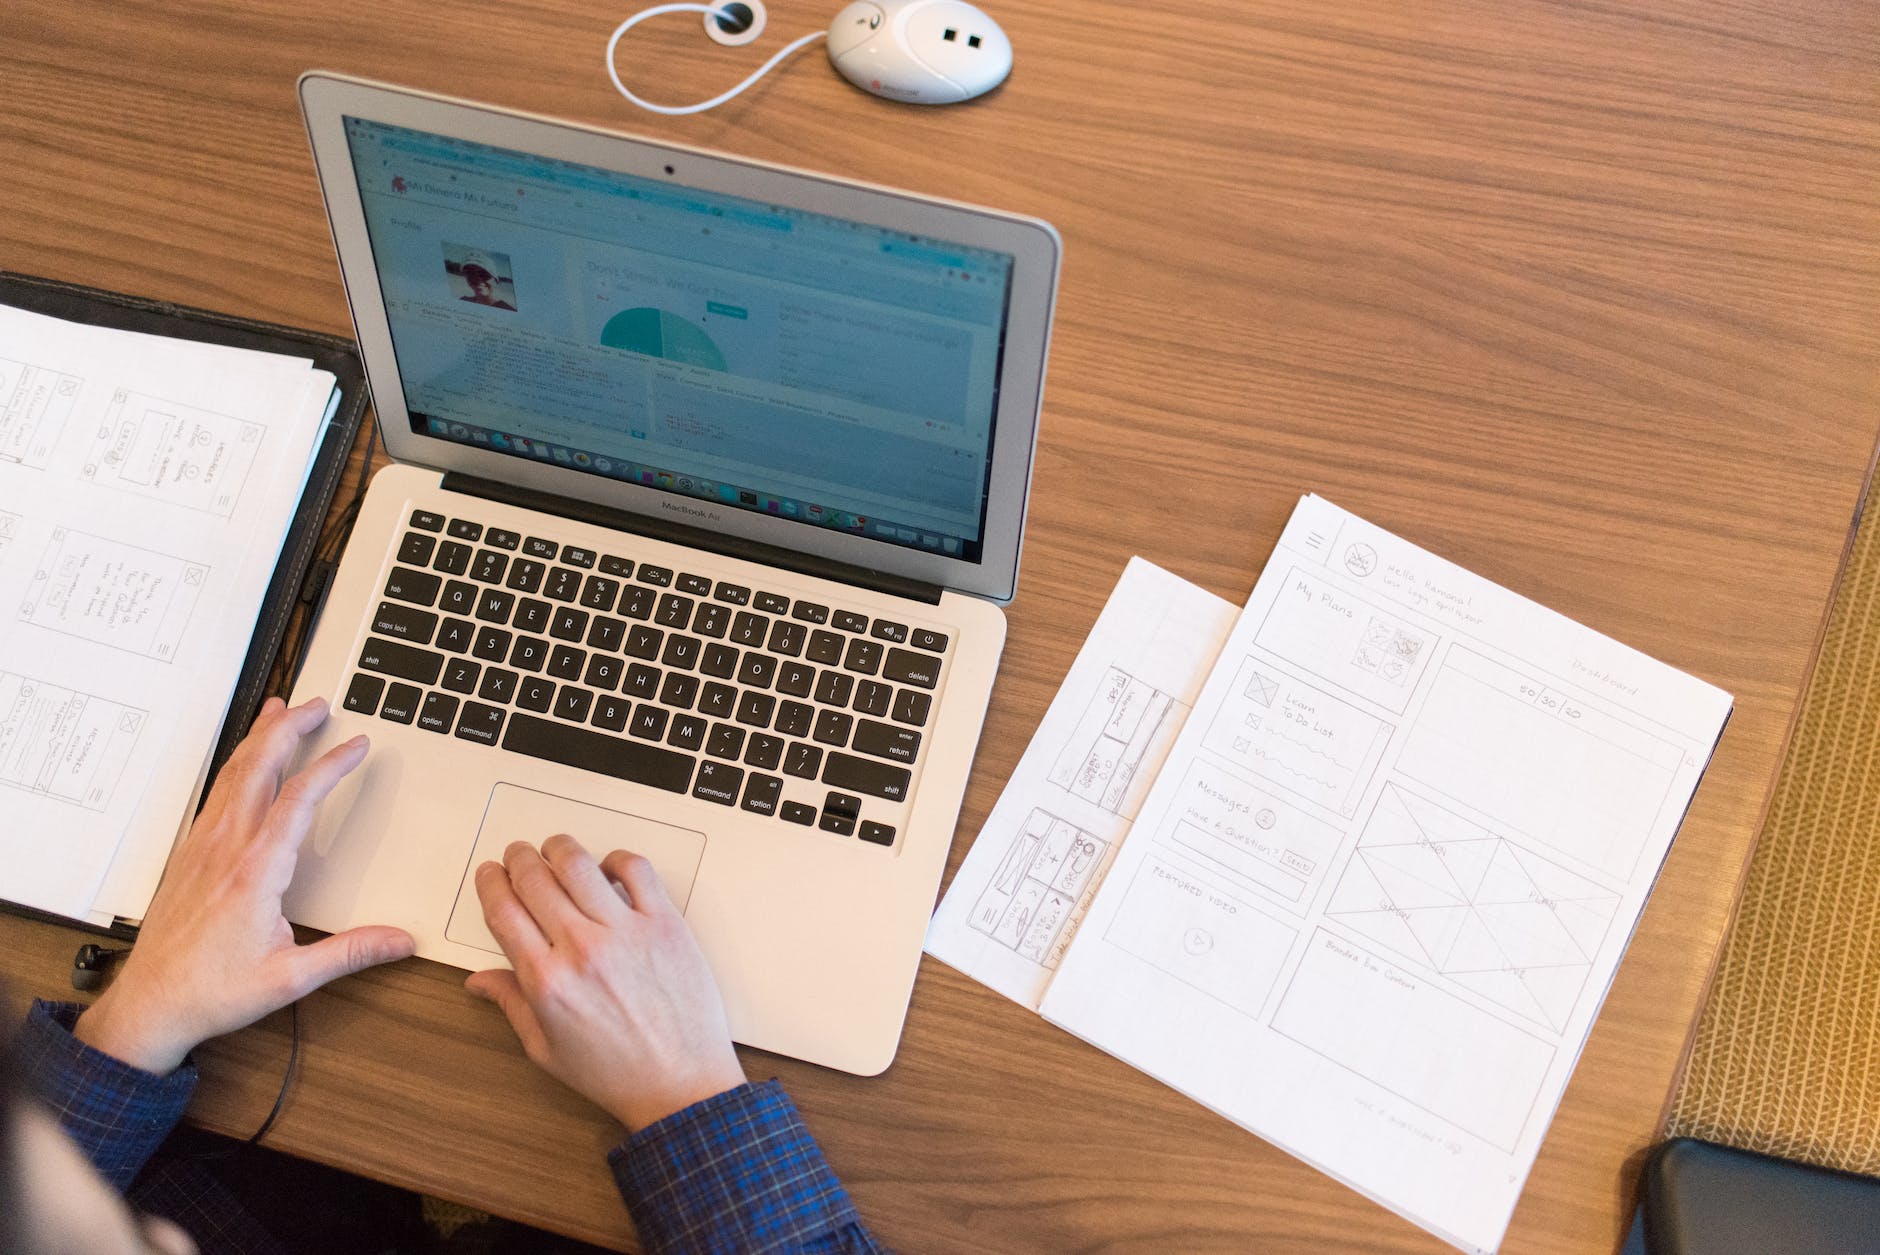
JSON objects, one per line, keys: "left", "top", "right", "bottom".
{"left": 14, "top": 1000, "right": 198, "bottom": 1191}
{"left": 609, "top": 1079, "right": 889, "bottom": 1254}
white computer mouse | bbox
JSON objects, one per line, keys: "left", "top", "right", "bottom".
{"left": 826, "top": 0, "right": 1012, "bottom": 105}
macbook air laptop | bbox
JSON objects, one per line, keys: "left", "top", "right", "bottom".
{"left": 284, "top": 73, "right": 1059, "bottom": 1075}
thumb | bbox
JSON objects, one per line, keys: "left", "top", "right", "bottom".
{"left": 286, "top": 925, "right": 417, "bottom": 996}
{"left": 466, "top": 969, "right": 546, "bottom": 1049}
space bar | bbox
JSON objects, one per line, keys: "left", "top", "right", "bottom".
{"left": 501, "top": 714, "right": 695, "bottom": 794}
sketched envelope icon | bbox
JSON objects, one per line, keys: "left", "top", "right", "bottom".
{"left": 1246, "top": 671, "right": 1280, "bottom": 707}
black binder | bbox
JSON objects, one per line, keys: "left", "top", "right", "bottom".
{"left": 0, "top": 271, "right": 371, "bottom": 937}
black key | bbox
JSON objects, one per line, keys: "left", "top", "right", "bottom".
{"left": 636, "top": 563, "right": 673, "bottom": 587}
{"left": 911, "top": 628, "right": 949, "bottom": 653}
{"left": 471, "top": 549, "right": 508, "bottom": 584}
{"left": 472, "top": 626, "right": 513, "bottom": 662}
{"left": 744, "top": 733, "right": 783, "bottom": 771}
{"left": 587, "top": 616, "right": 627, "bottom": 652}
{"left": 701, "top": 642, "right": 740, "bottom": 679}
{"left": 714, "top": 582, "right": 750, "bottom": 606}
{"left": 781, "top": 800, "right": 815, "bottom": 825}
{"left": 692, "top": 603, "right": 729, "bottom": 639}
{"left": 793, "top": 601, "right": 829, "bottom": 624}
{"left": 618, "top": 586, "right": 656, "bottom": 621}
{"left": 523, "top": 537, "right": 558, "bottom": 560}
{"left": 545, "top": 567, "right": 582, "bottom": 602}
{"left": 385, "top": 566, "right": 442, "bottom": 606}
{"left": 859, "top": 820, "right": 896, "bottom": 847}
{"left": 806, "top": 630, "right": 844, "bottom": 665}
{"left": 677, "top": 573, "right": 712, "bottom": 596}
{"left": 455, "top": 701, "right": 505, "bottom": 745}
{"left": 741, "top": 773, "right": 783, "bottom": 815}
{"left": 755, "top": 592, "right": 790, "bottom": 615}
{"left": 432, "top": 540, "right": 472, "bottom": 576}
{"left": 373, "top": 600, "right": 438, "bottom": 644}
{"left": 768, "top": 621, "right": 806, "bottom": 657}
{"left": 784, "top": 743, "right": 822, "bottom": 779}
{"left": 730, "top": 611, "right": 769, "bottom": 647}
{"left": 515, "top": 597, "right": 552, "bottom": 634}
{"left": 833, "top": 610, "right": 869, "bottom": 634}
{"left": 358, "top": 637, "right": 445, "bottom": 686}
{"left": 476, "top": 588, "right": 516, "bottom": 624}
{"left": 442, "top": 657, "right": 481, "bottom": 694}
{"left": 775, "top": 660, "right": 816, "bottom": 698}
{"left": 397, "top": 531, "right": 437, "bottom": 567}
{"left": 549, "top": 606, "right": 590, "bottom": 642}
{"left": 518, "top": 674, "right": 556, "bottom": 713}
{"left": 418, "top": 692, "right": 458, "bottom": 733}
{"left": 854, "top": 719, "right": 921, "bottom": 763}
{"left": 554, "top": 686, "right": 594, "bottom": 722}
{"left": 662, "top": 634, "right": 701, "bottom": 670}
{"left": 440, "top": 579, "right": 477, "bottom": 617}
{"left": 410, "top": 509, "right": 444, "bottom": 532}
{"left": 823, "top": 752, "right": 911, "bottom": 803}
{"left": 630, "top": 704, "right": 669, "bottom": 741}
{"left": 561, "top": 546, "right": 596, "bottom": 570}
{"left": 505, "top": 558, "right": 546, "bottom": 593}
{"left": 584, "top": 653, "right": 622, "bottom": 691}
{"left": 776, "top": 700, "right": 814, "bottom": 738}
{"left": 706, "top": 723, "right": 745, "bottom": 760}
{"left": 843, "top": 638, "right": 883, "bottom": 675}
{"left": 625, "top": 624, "right": 664, "bottom": 660}
{"left": 580, "top": 575, "right": 620, "bottom": 612}
{"left": 436, "top": 617, "right": 475, "bottom": 654}
{"left": 819, "top": 803, "right": 857, "bottom": 837}
{"left": 600, "top": 554, "right": 634, "bottom": 578}
{"left": 660, "top": 673, "right": 699, "bottom": 709}
{"left": 815, "top": 671, "right": 854, "bottom": 707}
{"left": 486, "top": 528, "right": 521, "bottom": 551}
{"left": 693, "top": 760, "right": 743, "bottom": 806}
{"left": 447, "top": 518, "right": 483, "bottom": 541}
{"left": 548, "top": 645, "right": 587, "bottom": 681}
{"left": 656, "top": 594, "right": 694, "bottom": 628}
{"left": 380, "top": 683, "right": 422, "bottom": 725}
{"left": 624, "top": 663, "right": 661, "bottom": 699}
{"left": 478, "top": 667, "right": 519, "bottom": 704}
{"left": 883, "top": 647, "right": 941, "bottom": 689}
{"left": 344, "top": 673, "right": 385, "bottom": 714}
{"left": 870, "top": 620, "right": 908, "bottom": 644}
{"left": 509, "top": 635, "right": 549, "bottom": 672}
{"left": 854, "top": 680, "right": 893, "bottom": 718}
{"left": 699, "top": 682, "right": 737, "bottom": 719}
{"left": 736, "top": 691, "right": 775, "bottom": 728}
{"left": 592, "top": 694, "right": 630, "bottom": 732}
{"left": 738, "top": 654, "right": 777, "bottom": 689}
{"left": 892, "top": 688, "right": 932, "bottom": 727}
{"left": 668, "top": 714, "right": 707, "bottom": 752}
{"left": 503, "top": 714, "right": 693, "bottom": 793}
{"left": 813, "top": 709, "right": 854, "bottom": 747}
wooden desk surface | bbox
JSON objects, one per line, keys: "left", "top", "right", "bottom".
{"left": 5, "top": 1, "right": 1877, "bottom": 1249}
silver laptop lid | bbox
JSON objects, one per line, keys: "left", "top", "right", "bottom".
{"left": 299, "top": 73, "right": 1059, "bottom": 603}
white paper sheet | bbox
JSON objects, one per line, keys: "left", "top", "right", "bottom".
{"left": 1037, "top": 496, "right": 1732, "bottom": 1254}
{"left": 926, "top": 557, "right": 1238, "bottom": 1008}
{"left": 0, "top": 303, "right": 336, "bottom": 921}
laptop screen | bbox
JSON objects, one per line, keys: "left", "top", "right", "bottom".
{"left": 339, "top": 118, "right": 1015, "bottom": 563}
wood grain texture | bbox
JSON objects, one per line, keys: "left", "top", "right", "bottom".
{"left": 3, "top": 0, "right": 1877, "bottom": 1249}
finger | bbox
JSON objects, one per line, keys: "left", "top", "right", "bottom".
{"left": 200, "top": 697, "right": 334, "bottom": 832}
{"left": 601, "top": 849, "right": 675, "bottom": 917}
{"left": 465, "top": 969, "right": 548, "bottom": 1057}
{"left": 475, "top": 859, "right": 549, "bottom": 963}
{"left": 540, "top": 833, "right": 630, "bottom": 925}
{"left": 261, "top": 734, "right": 369, "bottom": 858}
{"left": 281, "top": 925, "right": 416, "bottom": 999}
{"left": 504, "top": 841, "right": 588, "bottom": 944}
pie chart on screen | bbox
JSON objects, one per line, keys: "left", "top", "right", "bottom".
{"left": 600, "top": 307, "right": 727, "bottom": 371}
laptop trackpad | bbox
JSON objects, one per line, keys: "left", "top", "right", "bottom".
{"left": 445, "top": 783, "right": 707, "bottom": 958}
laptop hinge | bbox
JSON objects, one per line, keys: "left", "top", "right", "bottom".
{"left": 440, "top": 473, "right": 946, "bottom": 605}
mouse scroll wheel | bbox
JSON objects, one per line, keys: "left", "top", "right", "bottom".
{"left": 868, "top": 13, "right": 881, "bottom": 26}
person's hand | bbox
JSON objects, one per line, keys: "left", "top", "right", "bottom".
{"left": 75, "top": 697, "right": 417, "bottom": 1074}
{"left": 465, "top": 836, "right": 747, "bottom": 1133}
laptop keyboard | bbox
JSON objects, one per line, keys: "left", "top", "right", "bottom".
{"left": 338, "top": 508, "right": 951, "bottom": 848}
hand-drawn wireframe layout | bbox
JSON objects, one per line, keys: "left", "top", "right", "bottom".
{"left": 79, "top": 389, "right": 265, "bottom": 517}
{"left": 969, "top": 808, "right": 1112, "bottom": 970}
{"left": 1045, "top": 665, "right": 1188, "bottom": 818}
{"left": 1324, "top": 784, "right": 1621, "bottom": 1033}
{"left": 0, "top": 356, "right": 82, "bottom": 468}
{"left": 19, "top": 528, "right": 209, "bottom": 662}
{"left": 0, "top": 671, "right": 145, "bottom": 811}
{"left": 0, "top": 511, "right": 20, "bottom": 560}
{"left": 1253, "top": 566, "right": 1436, "bottom": 714}
{"left": 1200, "top": 657, "right": 1392, "bottom": 817}
{"left": 1395, "top": 645, "right": 1684, "bottom": 880}
{"left": 1104, "top": 854, "right": 1299, "bottom": 1019}
{"left": 1157, "top": 757, "right": 1346, "bottom": 910}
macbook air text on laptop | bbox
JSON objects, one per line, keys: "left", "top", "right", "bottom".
{"left": 283, "top": 74, "right": 1058, "bottom": 1075}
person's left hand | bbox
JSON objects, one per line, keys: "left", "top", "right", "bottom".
{"left": 75, "top": 696, "right": 417, "bottom": 1074}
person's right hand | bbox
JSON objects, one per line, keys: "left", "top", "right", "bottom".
{"left": 464, "top": 836, "right": 747, "bottom": 1133}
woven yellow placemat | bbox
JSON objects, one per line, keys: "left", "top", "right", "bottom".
{"left": 1667, "top": 499, "right": 1880, "bottom": 1174}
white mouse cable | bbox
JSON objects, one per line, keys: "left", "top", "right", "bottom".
{"left": 606, "top": 3, "right": 827, "bottom": 116}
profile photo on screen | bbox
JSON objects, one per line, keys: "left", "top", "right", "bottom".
{"left": 443, "top": 243, "right": 517, "bottom": 311}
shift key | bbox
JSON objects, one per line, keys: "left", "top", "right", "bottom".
{"left": 357, "top": 636, "right": 444, "bottom": 686}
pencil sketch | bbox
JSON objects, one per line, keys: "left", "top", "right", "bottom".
{"left": 1252, "top": 566, "right": 1436, "bottom": 713}
{"left": 1201, "top": 656, "right": 1393, "bottom": 817}
{"left": 1045, "top": 665, "right": 1187, "bottom": 818}
{"left": 0, "top": 356, "right": 82, "bottom": 469}
{"left": 1103, "top": 853, "right": 1299, "bottom": 1019}
{"left": 80, "top": 388, "right": 265, "bottom": 517}
{"left": 0, "top": 670, "right": 145, "bottom": 811}
{"left": 0, "top": 511, "right": 19, "bottom": 560}
{"left": 19, "top": 528, "right": 209, "bottom": 662}
{"left": 968, "top": 808, "right": 1111, "bottom": 970}
{"left": 1157, "top": 757, "right": 1345, "bottom": 911}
